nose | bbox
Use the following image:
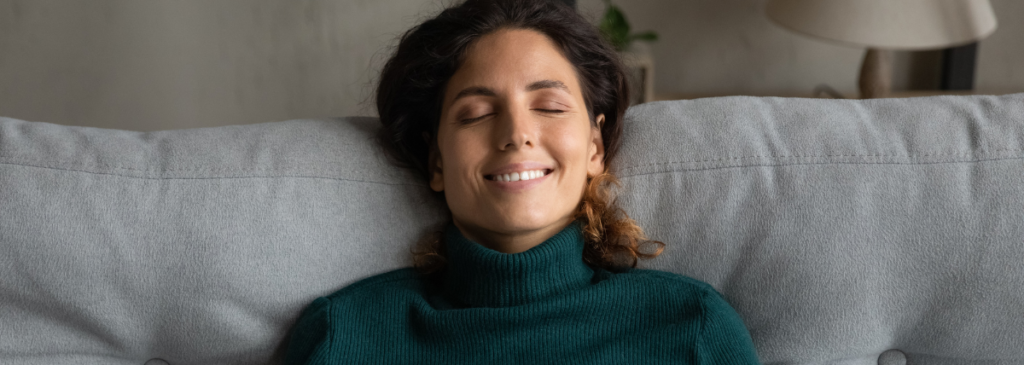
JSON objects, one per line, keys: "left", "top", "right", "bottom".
{"left": 496, "top": 106, "right": 536, "bottom": 151}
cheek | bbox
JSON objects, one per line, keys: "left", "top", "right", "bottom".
{"left": 440, "top": 130, "right": 488, "bottom": 186}
{"left": 546, "top": 122, "right": 592, "bottom": 168}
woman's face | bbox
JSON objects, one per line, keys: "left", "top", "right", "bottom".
{"left": 433, "top": 28, "right": 605, "bottom": 254}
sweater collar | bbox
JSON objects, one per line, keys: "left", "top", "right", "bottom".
{"left": 441, "top": 221, "right": 595, "bottom": 308}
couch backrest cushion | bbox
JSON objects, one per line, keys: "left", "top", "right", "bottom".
{"left": 2, "top": 94, "right": 1023, "bottom": 365}
{"left": 616, "top": 95, "right": 1024, "bottom": 365}
{"left": 0, "top": 118, "right": 448, "bottom": 364}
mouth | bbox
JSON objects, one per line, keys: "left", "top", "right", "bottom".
{"left": 484, "top": 169, "right": 553, "bottom": 182}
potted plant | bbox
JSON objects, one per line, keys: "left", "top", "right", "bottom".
{"left": 598, "top": 0, "right": 658, "bottom": 104}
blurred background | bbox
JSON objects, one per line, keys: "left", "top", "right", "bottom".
{"left": 0, "top": 0, "right": 1021, "bottom": 131}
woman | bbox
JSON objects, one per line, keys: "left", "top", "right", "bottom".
{"left": 286, "top": 0, "right": 760, "bottom": 363}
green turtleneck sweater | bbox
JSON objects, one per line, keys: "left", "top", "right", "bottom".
{"left": 285, "top": 222, "right": 760, "bottom": 364}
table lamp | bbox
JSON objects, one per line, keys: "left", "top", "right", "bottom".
{"left": 765, "top": 0, "right": 997, "bottom": 98}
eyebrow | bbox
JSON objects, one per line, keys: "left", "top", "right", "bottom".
{"left": 451, "top": 86, "right": 496, "bottom": 103}
{"left": 450, "top": 79, "right": 570, "bottom": 105}
{"left": 526, "top": 79, "right": 569, "bottom": 93}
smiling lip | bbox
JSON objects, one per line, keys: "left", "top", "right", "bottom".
{"left": 484, "top": 162, "right": 554, "bottom": 181}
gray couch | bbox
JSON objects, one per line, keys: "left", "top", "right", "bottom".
{"left": 2, "top": 94, "right": 1023, "bottom": 365}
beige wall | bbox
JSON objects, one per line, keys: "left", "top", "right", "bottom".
{"left": 0, "top": 0, "right": 438, "bottom": 131}
{"left": 1, "top": 0, "right": 1021, "bottom": 131}
{"left": 577, "top": 0, "right": 1024, "bottom": 98}
{"left": 976, "top": 0, "right": 1024, "bottom": 92}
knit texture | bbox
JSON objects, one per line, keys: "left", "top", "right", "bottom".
{"left": 285, "top": 222, "right": 760, "bottom": 364}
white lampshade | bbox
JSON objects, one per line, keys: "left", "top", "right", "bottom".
{"left": 766, "top": 0, "right": 997, "bottom": 50}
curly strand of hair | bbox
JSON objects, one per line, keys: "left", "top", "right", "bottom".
{"left": 576, "top": 172, "right": 665, "bottom": 272}
{"left": 411, "top": 229, "right": 446, "bottom": 275}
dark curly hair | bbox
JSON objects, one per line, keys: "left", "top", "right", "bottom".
{"left": 375, "top": 0, "right": 664, "bottom": 274}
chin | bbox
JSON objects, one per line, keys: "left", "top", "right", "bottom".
{"left": 453, "top": 199, "right": 576, "bottom": 238}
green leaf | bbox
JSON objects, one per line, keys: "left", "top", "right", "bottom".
{"left": 599, "top": 0, "right": 657, "bottom": 51}
{"left": 630, "top": 31, "right": 658, "bottom": 42}
{"left": 599, "top": 2, "right": 631, "bottom": 51}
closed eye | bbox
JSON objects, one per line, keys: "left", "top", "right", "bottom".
{"left": 536, "top": 109, "right": 565, "bottom": 113}
{"left": 461, "top": 114, "right": 493, "bottom": 124}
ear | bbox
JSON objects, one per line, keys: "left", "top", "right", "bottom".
{"left": 587, "top": 114, "right": 606, "bottom": 177}
{"left": 428, "top": 145, "right": 445, "bottom": 192}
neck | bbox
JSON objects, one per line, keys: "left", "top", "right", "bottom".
{"left": 452, "top": 217, "right": 575, "bottom": 254}
{"left": 441, "top": 220, "right": 594, "bottom": 308}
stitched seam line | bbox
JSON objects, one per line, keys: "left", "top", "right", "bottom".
{"left": 5, "top": 152, "right": 1022, "bottom": 181}
{"left": 619, "top": 150, "right": 1024, "bottom": 172}
{"left": 618, "top": 155, "right": 1024, "bottom": 177}
{"left": 0, "top": 155, "right": 379, "bottom": 173}
{"left": 5, "top": 149, "right": 1023, "bottom": 173}
{"left": 0, "top": 160, "right": 425, "bottom": 186}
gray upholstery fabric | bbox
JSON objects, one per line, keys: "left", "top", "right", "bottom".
{"left": 617, "top": 95, "right": 1024, "bottom": 365}
{"left": 1, "top": 94, "right": 1022, "bottom": 365}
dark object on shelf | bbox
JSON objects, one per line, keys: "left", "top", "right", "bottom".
{"left": 941, "top": 42, "right": 978, "bottom": 90}
{"left": 813, "top": 84, "right": 846, "bottom": 99}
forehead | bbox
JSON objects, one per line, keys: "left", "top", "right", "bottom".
{"left": 444, "top": 28, "right": 582, "bottom": 100}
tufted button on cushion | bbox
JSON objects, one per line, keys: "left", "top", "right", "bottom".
{"left": 878, "top": 349, "right": 906, "bottom": 365}
{"left": 144, "top": 358, "right": 169, "bottom": 365}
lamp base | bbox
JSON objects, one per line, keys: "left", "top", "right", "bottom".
{"left": 859, "top": 48, "right": 892, "bottom": 99}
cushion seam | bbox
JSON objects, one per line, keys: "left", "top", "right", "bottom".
{"left": 0, "top": 160, "right": 425, "bottom": 186}
{"left": 618, "top": 155, "right": 1024, "bottom": 177}
{"left": 619, "top": 150, "right": 1023, "bottom": 171}
{"left": 0, "top": 155, "right": 386, "bottom": 173}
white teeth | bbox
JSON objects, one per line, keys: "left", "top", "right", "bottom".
{"left": 491, "top": 169, "right": 546, "bottom": 182}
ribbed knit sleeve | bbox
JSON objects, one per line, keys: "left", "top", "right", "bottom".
{"left": 696, "top": 287, "right": 761, "bottom": 365}
{"left": 284, "top": 297, "right": 333, "bottom": 365}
